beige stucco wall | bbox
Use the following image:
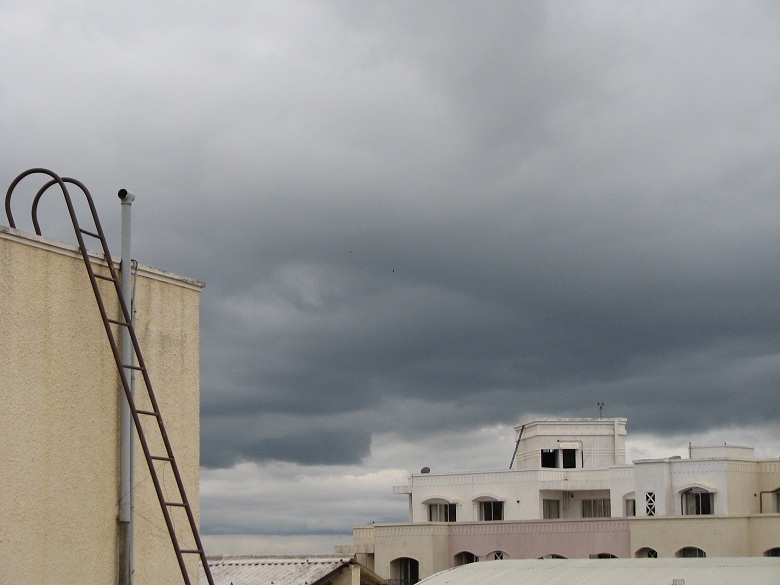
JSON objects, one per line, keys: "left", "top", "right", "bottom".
{"left": 448, "top": 518, "right": 630, "bottom": 560}
{"left": 372, "top": 524, "right": 451, "bottom": 582}
{"left": 629, "top": 515, "right": 780, "bottom": 558}
{"left": 0, "top": 226, "right": 203, "bottom": 584}
{"left": 359, "top": 518, "right": 631, "bottom": 581}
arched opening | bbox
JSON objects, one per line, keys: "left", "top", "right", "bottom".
{"left": 676, "top": 546, "right": 706, "bottom": 558}
{"left": 539, "top": 554, "right": 566, "bottom": 559}
{"left": 764, "top": 548, "right": 780, "bottom": 557}
{"left": 422, "top": 497, "right": 457, "bottom": 522}
{"left": 473, "top": 495, "right": 504, "bottom": 521}
{"left": 679, "top": 486, "right": 715, "bottom": 515}
{"left": 591, "top": 553, "right": 618, "bottom": 558}
{"left": 486, "top": 550, "right": 507, "bottom": 560}
{"left": 635, "top": 547, "right": 658, "bottom": 558}
{"left": 454, "top": 551, "right": 479, "bottom": 565}
{"left": 391, "top": 557, "right": 420, "bottom": 585}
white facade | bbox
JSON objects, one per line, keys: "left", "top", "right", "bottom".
{"left": 402, "top": 418, "right": 632, "bottom": 524}
{"left": 397, "top": 418, "right": 780, "bottom": 525}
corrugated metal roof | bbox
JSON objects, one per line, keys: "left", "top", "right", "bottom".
{"left": 199, "top": 555, "right": 352, "bottom": 585}
{"left": 417, "top": 557, "right": 780, "bottom": 585}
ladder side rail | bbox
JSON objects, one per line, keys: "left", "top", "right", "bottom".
{"left": 82, "top": 255, "right": 194, "bottom": 585}
{"left": 62, "top": 179, "right": 202, "bottom": 585}
{"left": 62, "top": 177, "right": 213, "bottom": 585}
{"left": 76, "top": 177, "right": 212, "bottom": 559}
{"left": 53, "top": 179, "right": 197, "bottom": 585}
{"left": 120, "top": 302, "right": 213, "bottom": 584}
{"left": 120, "top": 299, "right": 213, "bottom": 581}
{"left": 74, "top": 178, "right": 215, "bottom": 585}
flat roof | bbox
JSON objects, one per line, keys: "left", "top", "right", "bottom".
{"left": 0, "top": 224, "right": 205, "bottom": 290}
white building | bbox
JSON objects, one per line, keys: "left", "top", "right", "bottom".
{"left": 340, "top": 418, "right": 780, "bottom": 583}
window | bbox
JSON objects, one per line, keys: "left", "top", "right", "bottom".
{"left": 636, "top": 547, "right": 658, "bottom": 558}
{"left": 486, "top": 551, "right": 506, "bottom": 560}
{"left": 590, "top": 553, "right": 617, "bottom": 558}
{"left": 541, "top": 449, "right": 557, "bottom": 468}
{"left": 562, "top": 448, "right": 577, "bottom": 469}
{"left": 682, "top": 489, "right": 713, "bottom": 515}
{"left": 454, "top": 551, "right": 478, "bottom": 565}
{"left": 582, "top": 498, "right": 611, "bottom": 518}
{"left": 764, "top": 548, "right": 780, "bottom": 557}
{"left": 539, "top": 554, "right": 566, "bottom": 559}
{"left": 677, "top": 547, "right": 706, "bottom": 558}
{"left": 428, "top": 503, "right": 456, "bottom": 522}
{"left": 479, "top": 500, "right": 504, "bottom": 521}
{"left": 625, "top": 498, "right": 636, "bottom": 517}
{"left": 543, "top": 499, "right": 560, "bottom": 519}
{"left": 393, "top": 557, "right": 420, "bottom": 585}
{"left": 645, "top": 492, "right": 656, "bottom": 516}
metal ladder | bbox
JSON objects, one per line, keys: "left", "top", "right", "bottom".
{"left": 5, "top": 168, "right": 215, "bottom": 585}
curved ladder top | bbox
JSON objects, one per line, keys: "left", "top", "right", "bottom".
{"left": 5, "top": 167, "right": 104, "bottom": 242}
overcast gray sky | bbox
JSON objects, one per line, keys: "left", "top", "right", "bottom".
{"left": 3, "top": 0, "right": 780, "bottom": 553}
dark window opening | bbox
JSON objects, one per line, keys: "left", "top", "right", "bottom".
{"left": 395, "top": 557, "right": 420, "bottom": 585}
{"left": 543, "top": 499, "right": 560, "bottom": 519}
{"left": 541, "top": 449, "right": 557, "bottom": 468}
{"left": 678, "top": 547, "right": 706, "bottom": 558}
{"left": 480, "top": 500, "right": 504, "bottom": 521}
{"left": 455, "top": 552, "right": 478, "bottom": 565}
{"left": 428, "top": 503, "right": 456, "bottom": 522}
{"left": 582, "top": 498, "right": 611, "bottom": 518}
{"left": 562, "top": 448, "right": 577, "bottom": 469}
{"left": 682, "top": 490, "right": 713, "bottom": 515}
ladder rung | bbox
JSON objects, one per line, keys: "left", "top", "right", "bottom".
{"left": 180, "top": 550, "right": 203, "bottom": 555}
{"left": 107, "top": 318, "right": 129, "bottom": 327}
{"left": 136, "top": 409, "right": 159, "bottom": 417}
{"left": 151, "top": 455, "right": 174, "bottom": 462}
{"left": 165, "top": 501, "right": 189, "bottom": 508}
{"left": 94, "top": 273, "right": 115, "bottom": 282}
{"left": 79, "top": 228, "right": 101, "bottom": 239}
{"left": 122, "top": 364, "right": 144, "bottom": 371}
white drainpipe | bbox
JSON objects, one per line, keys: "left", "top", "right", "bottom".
{"left": 118, "top": 188, "right": 136, "bottom": 585}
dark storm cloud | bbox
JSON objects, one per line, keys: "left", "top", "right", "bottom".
{"left": 3, "top": 1, "right": 780, "bottom": 471}
{"left": 201, "top": 415, "right": 372, "bottom": 468}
